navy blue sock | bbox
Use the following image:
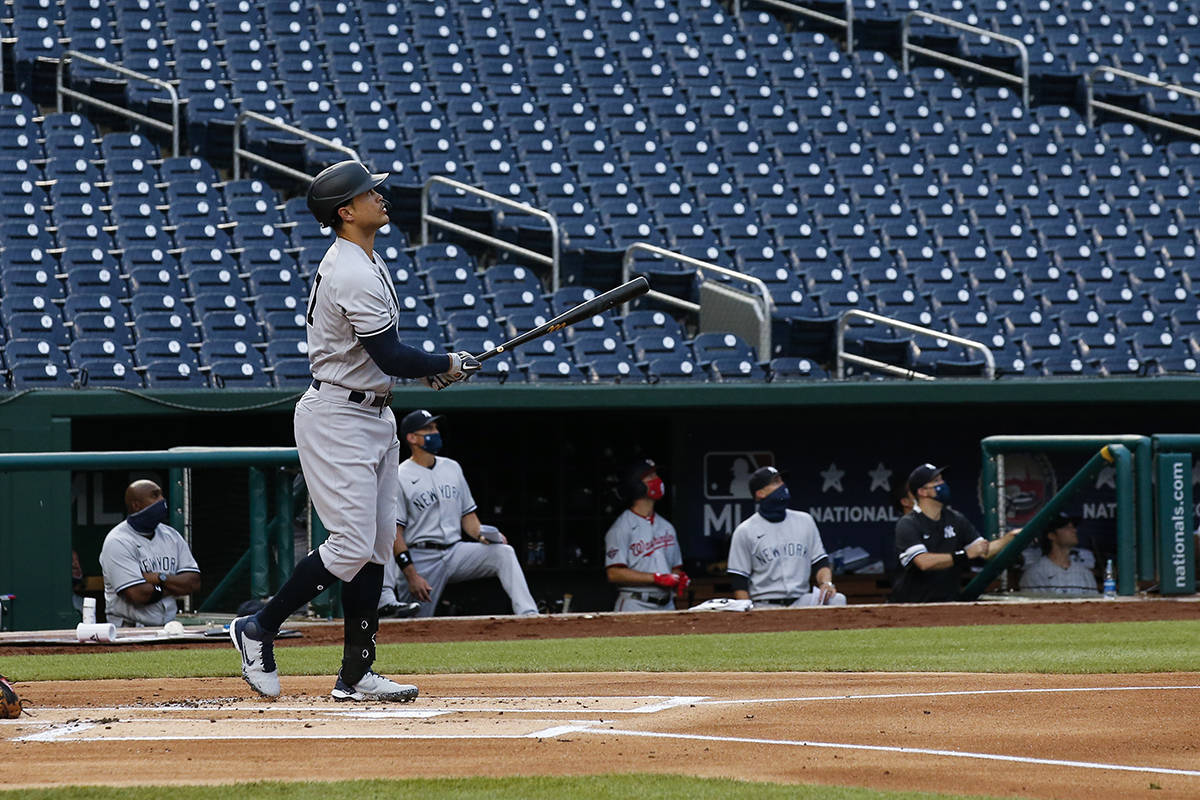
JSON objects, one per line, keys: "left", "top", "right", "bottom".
{"left": 255, "top": 550, "right": 337, "bottom": 635}
{"left": 340, "top": 562, "right": 384, "bottom": 686}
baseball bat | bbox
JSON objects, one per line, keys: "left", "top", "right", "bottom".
{"left": 473, "top": 276, "right": 649, "bottom": 363}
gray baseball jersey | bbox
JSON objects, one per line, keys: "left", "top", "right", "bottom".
{"left": 605, "top": 510, "right": 683, "bottom": 608}
{"left": 99, "top": 520, "right": 200, "bottom": 627}
{"left": 1019, "top": 554, "right": 1099, "bottom": 595}
{"left": 306, "top": 238, "right": 400, "bottom": 395}
{"left": 727, "top": 509, "right": 829, "bottom": 601}
{"left": 295, "top": 236, "right": 404, "bottom": 582}
{"left": 396, "top": 456, "right": 477, "bottom": 545}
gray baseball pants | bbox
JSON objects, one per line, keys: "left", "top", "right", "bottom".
{"left": 294, "top": 388, "right": 400, "bottom": 582}
{"left": 380, "top": 541, "right": 538, "bottom": 616}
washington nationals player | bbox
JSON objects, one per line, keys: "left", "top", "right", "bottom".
{"left": 727, "top": 467, "right": 846, "bottom": 607}
{"left": 604, "top": 459, "right": 690, "bottom": 611}
{"left": 230, "top": 161, "right": 480, "bottom": 700}
{"left": 379, "top": 410, "right": 538, "bottom": 617}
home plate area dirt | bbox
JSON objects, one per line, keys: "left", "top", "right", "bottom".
{"left": 5, "top": 671, "right": 1199, "bottom": 799}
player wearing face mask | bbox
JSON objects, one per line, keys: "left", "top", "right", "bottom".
{"left": 604, "top": 459, "right": 689, "bottom": 611}
{"left": 727, "top": 467, "right": 845, "bottom": 608}
{"left": 890, "top": 463, "right": 1019, "bottom": 603}
{"left": 99, "top": 480, "right": 202, "bottom": 627}
{"left": 377, "top": 409, "right": 538, "bottom": 618}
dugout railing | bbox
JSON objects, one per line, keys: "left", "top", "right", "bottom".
{"left": 0, "top": 447, "right": 339, "bottom": 617}
{"left": 964, "top": 443, "right": 1136, "bottom": 599}
{"left": 968, "top": 434, "right": 1199, "bottom": 599}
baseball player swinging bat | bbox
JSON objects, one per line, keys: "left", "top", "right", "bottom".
{"left": 473, "top": 276, "right": 650, "bottom": 362}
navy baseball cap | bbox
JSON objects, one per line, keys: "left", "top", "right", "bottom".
{"left": 400, "top": 409, "right": 442, "bottom": 435}
{"left": 1048, "top": 510, "right": 1081, "bottom": 530}
{"left": 907, "top": 463, "right": 947, "bottom": 493}
{"left": 748, "top": 466, "right": 784, "bottom": 495}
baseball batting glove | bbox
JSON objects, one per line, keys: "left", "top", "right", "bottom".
{"left": 447, "top": 351, "right": 482, "bottom": 380}
{"left": 674, "top": 570, "right": 691, "bottom": 599}
{"left": 0, "top": 675, "right": 28, "bottom": 718}
{"left": 422, "top": 352, "right": 482, "bottom": 391}
{"left": 652, "top": 572, "right": 681, "bottom": 590}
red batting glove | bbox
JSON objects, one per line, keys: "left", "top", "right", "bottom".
{"left": 652, "top": 572, "right": 680, "bottom": 590}
{"left": 674, "top": 570, "right": 691, "bottom": 599}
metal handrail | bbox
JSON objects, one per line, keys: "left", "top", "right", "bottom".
{"left": 55, "top": 50, "right": 180, "bottom": 156}
{"left": 733, "top": 0, "right": 854, "bottom": 54}
{"left": 621, "top": 243, "right": 773, "bottom": 358}
{"left": 901, "top": 11, "right": 1029, "bottom": 107}
{"left": 420, "top": 175, "right": 562, "bottom": 292}
{"left": 233, "top": 110, "right": 358, "bottom": 182}
{"left": 1086, "top": 65, "right": 1200, "bottom": 139}
{"left": 836, "top": 309, "right": 995, "bottom": 380}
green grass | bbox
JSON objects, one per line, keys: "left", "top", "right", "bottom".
{"left": 4, "top": 620, "right": 1199, "bottom": 681}
{"left": 0, "top": 776, "right": 1020, "bottom": 800}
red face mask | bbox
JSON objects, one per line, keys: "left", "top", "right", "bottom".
{"left": 645, "top": 476, "right": 665, "bottom": 500}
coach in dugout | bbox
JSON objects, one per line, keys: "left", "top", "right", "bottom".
{"left": 891, "top": 463, "right": 1017, "bottom": 603}
{"left": 99, "top": 480, "right": 201, "bottom": 627}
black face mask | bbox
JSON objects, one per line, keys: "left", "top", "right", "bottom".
{"left": 758, "top": 485, "right": 790, "bottom": 523}
{"left": 128, "top": 498, "right": 168, "bottom": 535}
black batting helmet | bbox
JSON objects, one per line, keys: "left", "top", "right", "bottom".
{"left": 306, "top": 160, "right": 387, "bottom": 227}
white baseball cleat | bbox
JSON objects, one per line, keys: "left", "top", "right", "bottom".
{"left": 331, "top": 670, "right": 419, "bottom": 702}
{"left": 230, "top": 615, "right": 280, "bottom": 698}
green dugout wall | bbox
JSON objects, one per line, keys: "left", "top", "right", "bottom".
{"left": 3, "top": 377, "right": 1199, "bottom": 630}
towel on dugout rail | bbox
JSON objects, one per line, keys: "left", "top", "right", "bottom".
{"left": 688, "top": 598, "right": 753, "bottom": 612}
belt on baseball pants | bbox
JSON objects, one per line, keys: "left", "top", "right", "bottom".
{"left": 624, "top": 591, "right": 672, "bottom": 606}
{"left": 755, "top": 597, "right": 801, "bottom": 606}
{"left": 410, "top": 541, "right": 455, "bottom": 550}
{"left": 311, "top": 379, "right": 392, "bottom": 408}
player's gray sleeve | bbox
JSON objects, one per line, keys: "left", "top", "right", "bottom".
{"left": 395, "top": 479, "right": 411, "bottom": 527}
{"left": 807, "top": 515, "right": 829, "bottom": 565}
{"left": 727, "top": 525, "right": 753, "bottom": 577}
{"left": 604, "top": 519, "right": 628, "bottom": 567}
{"left": 456, "top": 462, "right": 477, "bottom": 516}
{"left": 171, "top": 529, "right": 200, "bottom": 574}
{"left": 333, "top": 263, "right": 398, "bottom": 337}
{"left": 100, "top": 534, "right": 147, "bottom": 592}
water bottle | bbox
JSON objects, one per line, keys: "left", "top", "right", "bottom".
{"left": 1103, "top": 558, "right": 1117, "bottom": 599}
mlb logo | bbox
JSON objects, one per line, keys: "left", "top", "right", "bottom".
{"left": 704, "top": 451, "right": 774, "bottom": 499}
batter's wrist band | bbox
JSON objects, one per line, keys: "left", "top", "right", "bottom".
{"left": 952, "top": 550, "right": 969, "bottom": 568}
{"left": 395, "top": 550, "right": 413, "bottom": 570}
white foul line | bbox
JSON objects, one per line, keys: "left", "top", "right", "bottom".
{"left": 694, "top": 684, "right": 1200, "bottom": 706}
{"left": 594, "top": 728, "right": 1200, "bottom": 779}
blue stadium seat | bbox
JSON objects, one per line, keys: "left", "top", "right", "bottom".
{"left": 10, "top": 361, "right": 74, "bottom": 389}
{"left": 210, "top": 360, "right": 272, "bottom": 388}
{"left": 646, "top": 354, "right": 702, "bottom": 382}
{"left": 692, "top": 332, "right": 757, "bottom": 364}
{"left": 709, "top": 356, "right": 764, "bottom": 382}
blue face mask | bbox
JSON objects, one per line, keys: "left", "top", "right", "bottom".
{"left": 421, "top": 432, "right": 443, "bottom": 455}
{"left": 758, "top": 485, "right": 790, "bottom": 523}
{"left": 933, "top": 482, "right": 951, "bottom": 505}
{"left": 128, "top": 498, "right": 168, "bottom": 535}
